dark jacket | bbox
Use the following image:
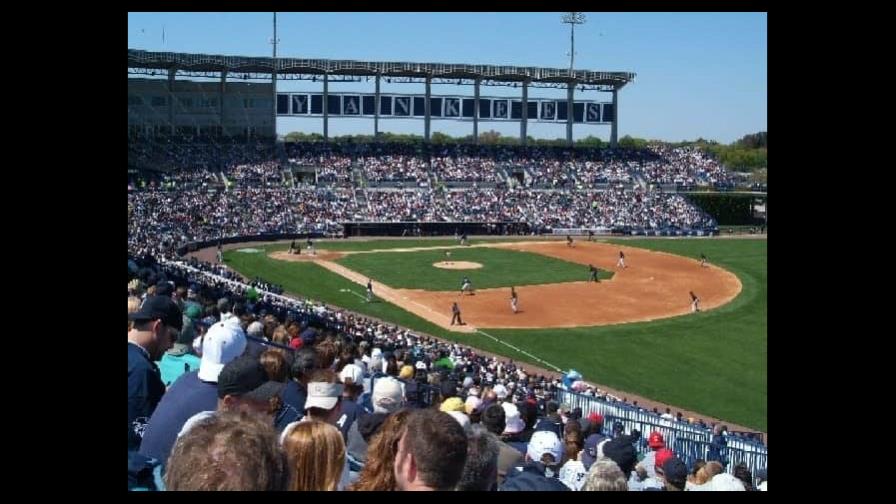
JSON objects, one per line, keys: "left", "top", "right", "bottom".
{"left": 500, "top": 462, "right": 570, "bottom": 491}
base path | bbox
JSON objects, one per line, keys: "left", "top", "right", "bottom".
{"left": 315, "top": 260, "right": 478, "bottom": 333}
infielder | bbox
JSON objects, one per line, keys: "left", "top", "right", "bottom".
{"left": 588, "top": 264, "right": 600, "bottom": 283}
{"left": 510, "top": 287, "right": 519, "bottom": 314}
{"left": 700, "top": 252, "right": 708, "bottom": 268}
{"left": 690, "top": 291, "right": 700, "bottom": 313}
{"left": 567, "top": 235, "right": 574, "bottom": 247}
{"left": 461, "top": 276, "right": 474, "bottom": 296}
{"left": 306, "top": 237, "right": 315, "bottom": 256}
{"left": 617, "top": 250, "right": 627, "bottom": 269}
{"left": 366, "top": 279, "right": 374, "bottom": 303}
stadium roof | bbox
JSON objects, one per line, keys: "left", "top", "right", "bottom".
{"left": 128, "top": 49, "right": 635, "bottom": 89}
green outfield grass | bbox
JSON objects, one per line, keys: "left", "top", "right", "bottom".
{"left": 224, "top": 237, "right": 766, "bottom": 431}
{"left": 335, "top": 246, "right": 612, "bottom": 290}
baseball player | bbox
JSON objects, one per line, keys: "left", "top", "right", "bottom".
{"left": 216, "top": 242, "right": 223, "bottom": 263}
{"left": 588, "top": 264, "right": 600, "bottom": 283}
{"left": 461, "top": 233, "right": 468, "bottom": 246}
{"left": 617, "top": 250, "right": 627, "bottom": 269}
{"left": 451, "top": 302, "right": 464, "bottom": 326}
{"left": 366, "top": 279, "right": 374, "bottom": 303}
{"left": 306, "top": 237, "right": 315, "bottom": 256}
{"left": 700, "top": 252, "right": 708, "bottom": 268}
{"left": 461, "top": 276, "right": 474, "bottom": 296}
{"left": 566, "top": 235, "right": 574, "bottom": 247}
{"left": 690, "top": 291, "right": 700, "bottom": 313}
{"left": 587, "top": 229, "right": 595, "bottom": 242}
{"left": 510, "top": 287, "right": 519, "bottom": 314}
{"left": 445, "top": 250, "right": 452, "bottom": 265}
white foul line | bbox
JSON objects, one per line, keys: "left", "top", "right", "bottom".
{"left": 338, "top": 288, "right": 369, "bottom": 302}
{"left": 475, "top": 329, "right": 563, "bottom": 372}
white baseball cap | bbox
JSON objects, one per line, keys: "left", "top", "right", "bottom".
{"left": 501, "top": 402, "right": 525, "bottom": 434}
{"left": 493, "top": 384, "right": 508, "bottom": 400}
{"left": 527, "top": 430, "right": 563, "bottom": 463}
{"left": 198, "top": 322, "right": 248, "bottom": 382}
{"left": 305, "top": 382, "right": 344, "bottom": 411}
{"left": 372, "top": 377, "right": 405, "bottom": 414}
{"left": 339, "top": 364, "right": 365, "bottom": 385}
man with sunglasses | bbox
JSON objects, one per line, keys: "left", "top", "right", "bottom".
{"left": 128, "top": 295, "right": 183, "bottom": 449}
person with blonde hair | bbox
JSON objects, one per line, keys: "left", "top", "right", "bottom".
{"left": 349, "top": 409, "right": 412, "bottom": 491}
{"left": 282, "top": 420, "right": 347, "bottom": 491}
{"left": 582, "top": 457, "right": 629, "bottom": 491}
{"left": 693, "top": 460, "right": 724, "bottom": 485}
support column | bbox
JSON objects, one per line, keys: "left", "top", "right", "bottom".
{"left": 219, "top": 70, "right": 227, "bottom": 135}
{"left": 424, "top": 76, "right": 432, "bottom": 143}
{"left": 566, "top": 82, "right": 574, "bottom": 146}
{"left": 374, "top": 73, "right": 380, "bottom": 138}
{"left": 611, "top": 88, "right": 618, "bottom": 148}
{"left": 168, "top": 68, "right": 176, "bottom": 135}
{"left": 473, "top": 78, "right": 481, "bottom": 144}
{"left": 323, "top": 73, "right": 329, "bottom": 141}
{"left": 520, "top": 79, "right": 529, "bottom": 145}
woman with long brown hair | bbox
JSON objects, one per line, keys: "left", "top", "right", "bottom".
{"left": 349, "top": 409, "right": 412, "bottom": 491}
{"left": 282, "top": 420, "right": 347, "bottom": 491}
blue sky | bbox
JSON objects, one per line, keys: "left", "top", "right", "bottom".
{"left": 128, "top": 12, "right": 766, "bottom": 143}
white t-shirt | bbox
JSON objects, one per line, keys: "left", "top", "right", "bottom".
{"left": 558, "top": 460, "right": 588, "bottom": 491}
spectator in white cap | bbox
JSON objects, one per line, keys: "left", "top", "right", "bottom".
{"left": 333, "top": 364, "right": 365, "bottom": 441}
{"left": 500, "top": 430, "right": 569, "bottom": 491}
{"left": 301, "top": 369, "right": 344, "bottom": 426}
{"left": 465, "top": 396, "right": 483, "bottom": 416}
{"left": 501, "top": 402, "right": 526, "bottom": 441}
{"left": 138, "top": 320, "right": 246, "bottom": 464}
{"left": 372, "top": 376, "right": 405, "bottom": 414}
{"left": 493, "top": 384, "right": 508, "bottom": 401}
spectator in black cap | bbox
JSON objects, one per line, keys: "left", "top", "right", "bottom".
{"left": 662, "top": 458, "right": 688, "bottom": 491}
{"left": 600, "top": 435, "right": 638, "bottom": 490}
{"left": 128, "top": 295, "right": 182, "bottom": 449}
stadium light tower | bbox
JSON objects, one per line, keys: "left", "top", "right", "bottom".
{"left": 271, "top": 12, "right": 280, "bottom": 138}
{"left": 561, "top": 12, "right": 586, "bottom": 75}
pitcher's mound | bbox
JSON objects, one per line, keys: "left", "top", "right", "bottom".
{"left": 433, "top": 261, "right": 483, "bottom": 270}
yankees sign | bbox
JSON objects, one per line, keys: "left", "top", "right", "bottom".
{"left": 276, "top": 92, "right": 612, "bottom": 124}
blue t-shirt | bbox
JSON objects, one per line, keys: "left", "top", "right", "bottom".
{"left": 138, "top": 370, "right": 218, "bottom": 463}
{"left": 335, "top": 399, "right": 361, "bottom": 441}
{"left": 128, "top": 343, "right": 165, "bottom": 450}
{"left": 282, "top": 380, "right": 307, "bottom": 413}
{"left": 156, "top": 353, "right": 201, "bottom": 387}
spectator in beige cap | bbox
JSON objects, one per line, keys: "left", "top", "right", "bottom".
{"left": 372, "top": 376, "right": 405, "bottom": 414}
